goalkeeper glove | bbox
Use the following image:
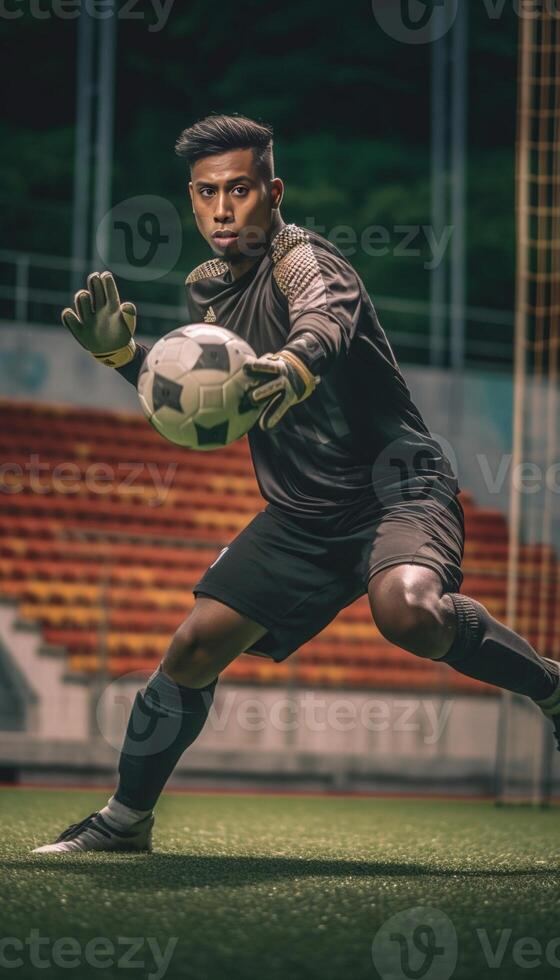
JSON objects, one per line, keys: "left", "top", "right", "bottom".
{"left": 61, "top": 271, "right": 137, "bottom": 368}
{"left": 244, "top": 348, "right": 320, "bottom": 431}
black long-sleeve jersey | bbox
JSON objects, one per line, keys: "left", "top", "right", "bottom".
{"left": 119, "top": 222, "right": 459, "bottom": 533}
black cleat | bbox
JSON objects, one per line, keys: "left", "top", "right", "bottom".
{"left": 537, "top": 658, "right": 560, "bottom": 752}
{"left": 32, "top": 810, "right": 154, "bottom": 854}
{"left": 549, "top": 713, "right": 560, "bottom": 753}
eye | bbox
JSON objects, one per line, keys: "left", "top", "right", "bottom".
{"left": 232, "top": 185, "right": 249, "bottom": 197}
{"left": 199, "top": 187, "right": 215, "bottom": 198}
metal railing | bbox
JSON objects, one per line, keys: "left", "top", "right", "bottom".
{"left": 0, "top": 249, "right": 515, "bottom": 368}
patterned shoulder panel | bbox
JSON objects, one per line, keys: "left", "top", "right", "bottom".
{"left": 270, "top": 223, "right": 309, "bottom": 263}
{"left": 185, "top": 258, "right": 228, "bottom": 285}
{"left": 271, "top": 224, "right": 321, "bottom": 303}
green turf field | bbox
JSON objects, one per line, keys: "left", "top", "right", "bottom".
{"left": 2, "top": 788, "right": 560, "bottom": 980}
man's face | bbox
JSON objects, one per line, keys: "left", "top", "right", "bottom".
{"left": 189, "top": 148, "right": 282, "bottom": 264}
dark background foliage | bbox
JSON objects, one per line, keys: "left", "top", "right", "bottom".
{"left": 0, "top": 1, "right": 518, "bottom": 336}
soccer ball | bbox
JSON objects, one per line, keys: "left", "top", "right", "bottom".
{"left": 137, "top": 324, "right": 262, "bottom": 450}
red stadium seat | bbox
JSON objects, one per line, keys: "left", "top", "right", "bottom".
{"left": 2, "top": 398, "right": 559, "bottom": 693}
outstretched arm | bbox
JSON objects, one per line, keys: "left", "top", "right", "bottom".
{"left": 245, "top": 237, "right": 361, "bottom": 430}
{"left": 278, "top": 243, "right": 361, "bottom": 374}
{"left": 115, "top": 343, "right": 150, "bottom": 387}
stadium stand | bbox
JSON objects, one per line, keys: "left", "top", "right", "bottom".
{"left": 1, "top": 398, "right": 556, "bottom": 697}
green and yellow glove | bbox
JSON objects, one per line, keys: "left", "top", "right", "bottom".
{"left": 61, "top": 271, "right": 137, "bottom": 368}
{"left": 244, "top": 348, "right": 320, "bottom": 430}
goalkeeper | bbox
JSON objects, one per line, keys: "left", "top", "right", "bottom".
{"left": 35, "top": 114, "right": 560, "bottom": 854}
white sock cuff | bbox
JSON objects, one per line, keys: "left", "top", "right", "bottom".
{"left": 104, "top": 795, "right": 152, "bottom": 825}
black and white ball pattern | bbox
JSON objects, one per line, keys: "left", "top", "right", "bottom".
{"left": 137, "top": 324, "right": 261, "bottom": 449}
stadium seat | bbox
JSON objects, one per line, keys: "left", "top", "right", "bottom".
{"left": 2, "top": 398, "right": 558, "bottom": 694}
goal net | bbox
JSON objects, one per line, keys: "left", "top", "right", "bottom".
{"left": 496, "top": 7, "right": 560, "bottom": 805}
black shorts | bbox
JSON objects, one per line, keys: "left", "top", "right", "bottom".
{"left": 193, "top": 494, "right": 465, "bottom": 662}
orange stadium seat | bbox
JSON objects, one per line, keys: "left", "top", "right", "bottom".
{"left": 1, "top": 398, "right": 558, "bottom": 695}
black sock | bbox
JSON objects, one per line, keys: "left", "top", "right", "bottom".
{"left": 440, "top": 593, "right": 559, "bottom": 701}
{"left": 115, "top": 666, "right": 217, "bottom": 811}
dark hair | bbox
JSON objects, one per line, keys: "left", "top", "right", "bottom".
{"left": 175, "top": 113, "right": 274, "bottom": 181}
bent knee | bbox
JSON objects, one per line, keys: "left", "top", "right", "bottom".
{"left": 162, "top": 618, "right": 225, "bottom": 683}
{"left": 373, "top": 592, "right": 444, "bottom": 659}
